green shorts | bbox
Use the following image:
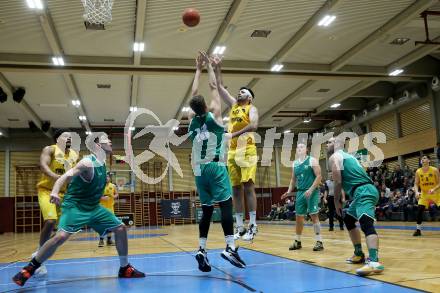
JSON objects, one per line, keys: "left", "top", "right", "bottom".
{"left": 346, "top": 184, "right": 379, "bottom": 220}
{"left": 195, "top": 162, "right": 232, "bottom": 206}
{"left": 295, "top": 190, "right": 320, "bottom": 216}
{"left": 58, "top": 203, "right": 123, "bottom": 236}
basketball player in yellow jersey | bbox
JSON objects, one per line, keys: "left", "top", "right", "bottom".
{"left": 413, "top": 155, "right": 440, "bottom": 236}
{"left": 98, "top": 174, "right": 119, "bottom": 247}
{"left": 33, "top": 129, "right": 78, "bottom": 276}
{"left": 212, "top": 56, "right": 259, "bottom": 241}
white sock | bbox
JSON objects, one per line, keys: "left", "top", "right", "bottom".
{"left": 235, "top": 213, "right": 244, "bottom": 228}
{"left": 249, "top": 211, "right": 257, "bottom": 226}
{"left": 313, "top": 223, "right": 322, "bottom": 241}
{"left": 119, "top": 256, "right": 129, "bottom": 267}
{"left": 295, "top": 234, "right": 301, "bottom": 242}
{"left": 199, "top": 237, "right": 207, "bottom": 250}
{"left": 225, "top": 235, "right": 235, "bottom": 250}
{"left": 416, "top": 224, "right": 422, "bottom": 230}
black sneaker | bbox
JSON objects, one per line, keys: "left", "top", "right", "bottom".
{"left": 106, "top": 238, "right": 115, "bottom": 246}
{"left": 289, "top": 240, "right": 302, "bottom": 250}
{"left": 221, "top": 246, "right": 246, "bottom": 268}
{"left": 329, "top": 227, "right": 334, "bottom": 231}
{"left": 118, "top": 264, "right": 145, "bottom": 278}
{"left": 313, "top": 241, "right": 324, "bottom": 251}
{"left": 340, "top": 226, "right": 344, "bottom": 231}
{"left": 413, "top": 229, "right": 422, "bottom": 237}
{"left": 98, "top": 238, "right": 104, "bottom": 247}
{"left": 12, "top": 265, "right": 35, "bottom": 287}
{"left": 195, "top": 248, "right": 211, "bottom": 272}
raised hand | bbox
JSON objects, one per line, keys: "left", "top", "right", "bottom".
{"left": 210, "top": 54, "right": 222, "bottom": 67}
{"left": 198, "top": 51, "right": 210, "bottom": 63}
{"left": 196, "top": 53, "right": 205, "bottom": 70}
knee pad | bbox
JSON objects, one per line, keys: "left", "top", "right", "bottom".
{"left": 343, "top": 214, "right": 357, "bottom": 231}
{"left": 359, "top": 215, "right": 376, "bottom": 236}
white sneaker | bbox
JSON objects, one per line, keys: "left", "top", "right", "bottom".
{"left": 356, "top": 259, "right": 384, "bottom": 276}
{"left": 233, "top": 226, "right": 247, "bottom": 240}
{"left": 242, "top": 224, "right": 258, "bottom": 241}
{"left": 31, "top": 251, "right": 47, "bottom": 278}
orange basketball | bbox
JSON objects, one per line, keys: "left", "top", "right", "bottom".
{"left": 182, "top": 8, "right": 200, "bottom": 27}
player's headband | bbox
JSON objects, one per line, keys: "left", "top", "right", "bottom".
{"left": 240, "top": 89, "right": 253, "bottom": 99}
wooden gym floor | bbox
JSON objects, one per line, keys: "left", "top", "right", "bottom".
{"left": 0, "top": 221, "right": 439, "bottom": 292}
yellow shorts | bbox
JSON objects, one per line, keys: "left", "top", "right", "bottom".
{"left": 38, "top": 188, "right": 63, "bottom": 221}
{"left": 227, "top": 146, "right": 257, "bottom": 187}
{"left": 418, "top": 193, "right": 440, "bottom": 208}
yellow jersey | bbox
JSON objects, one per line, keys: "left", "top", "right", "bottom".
{"left": 416, "top": 166, "right": 439, "bottom": 195}
{"left": 36, "top": 144, "right": 79, "bottom": 192}
{"left": 228, "top": 103, "right": 255, "bottom": 150}
{"left": 100, "top": 182, "right": 117, "bottom": 211}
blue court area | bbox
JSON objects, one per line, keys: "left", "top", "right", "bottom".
{"left": 0, "top": 248, "right": 422, "bottom": 292}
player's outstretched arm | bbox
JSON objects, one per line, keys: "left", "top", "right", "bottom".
{"left": 191, "top": 53, "right": 205, "bottom": 97}
{"left": 281, "top": 168, "right": 296, "bottom": 199}
{"left": 211, "top": 55, "right": 236, "bottom": 107}
{"left": 50, "top": 158, "right": 92, "bottom": 205}
{"left": 329, "top": 153, "right": 343, "bottom": 216}
{"left": 198, "top": 52, "right": 223, "bottom": 124}
{"left": 307, "top": 157, "right": 322, "bottom": 197}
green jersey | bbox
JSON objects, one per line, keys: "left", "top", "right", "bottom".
{"left": 63, "top": 155, "right": 107, "bottom": 211}
{"left": 189, "top": 112, "right": 225, "bottom": 164}
{"left": 338, "top": 150, "right": 373, "bottom": 197}
{"left": 294, "top": 156, "right": 315, "bottom": 191}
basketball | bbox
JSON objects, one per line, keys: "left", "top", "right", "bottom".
{"left": 182, "top": 8, "right": 200, "bottom": 27}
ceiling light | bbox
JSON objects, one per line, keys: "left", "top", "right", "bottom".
{"left": 26, "top": 0, "right": 43, "bottom": 9}
{"left": 271, "top": 64, "right": 283, "bottom": 72}
{"left": 85, "top": 131, "right": 92, "bottom": 135}
{"left": 181, "top": 106, "right": 190, "bottom": 112}
{"left": 129, "top": 106, "right": 138, "bottom": 112}
{"left": 129, "top": 127, "right": 135, "bottom": 131}
{"left": 283, "top": 130, "right": 291, "bottom": 134}
{"left": 390, "top": 37, "right": 410, "bottom": 45}
{"left": 79, "top": 115, "right": 87, "bottom": 121}
{"left": 303, "top": 117, "right": 312, "bottom": 123}
{"left": 52, "top": 57, "right": 64, "bottom": 66}
{"left": 389, "top": 69, "right": 404, "bottom": 76}
{"left": 318, "top": 15, "right": 336, "bottom": 27}
{"left": 213, "top": 46, "right": 226, "bottom": 55}
{"left": 133, "top": 42, "right": 145, "bottom": 52}
{"left": 250, "top": 30, "right": 271, "bottom": 38}
{"left": 223, "top": 117, "right": 230, "bottom": 122}
{"left": 330, "top": 103, "right": 341, "bottom": 108}
{"left": 173, "top": 126, "right": 179, "bottom": 131}
{"left": 0, "top": 131, "right": 3, "bottom": 136}
{"left": 71, "top": 99, "right": 81, "bottom": 107}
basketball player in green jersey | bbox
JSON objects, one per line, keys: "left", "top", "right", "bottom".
{"left": 188, "top": 52, "right": 245, "bottom": 272}
{"left": 12, "top": 134, "right": 145, "bottom": 287}
{"left": 327, "top": 137, "right": 384, "bottom": 276}
{"left": 282, "top": 142, "right": 323, "bottom": 251}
